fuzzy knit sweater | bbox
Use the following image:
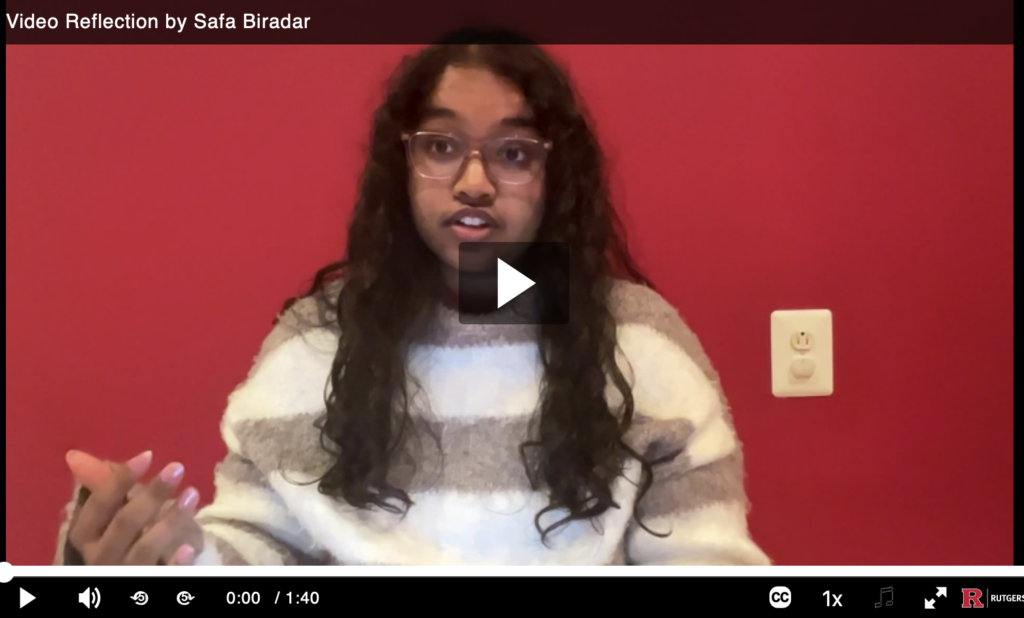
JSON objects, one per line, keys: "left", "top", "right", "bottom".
{"left": 54, "top": 279, "right": 770, "bottom": 566}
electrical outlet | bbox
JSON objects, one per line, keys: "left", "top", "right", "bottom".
{"left": 790, "top": 331, "right": 814, "bottom": 351}
{"left": 771, "top": 309, "right": 833, "bottom": 397}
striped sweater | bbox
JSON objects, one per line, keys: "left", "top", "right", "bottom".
{"left": 54, "top": 279, "right": 770, "bottom": 566}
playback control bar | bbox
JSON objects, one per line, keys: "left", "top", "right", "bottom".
{"left": 5, "top": 576, "right": 1023, "bottom": 612}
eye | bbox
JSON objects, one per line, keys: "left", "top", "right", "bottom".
{"left": 496, "top": 141, "right": 531, "bottom": 164}
{"left": 415, "top": 134, "right": 462, "bottom": 160}
{"left": 503, "top": 147, "right": 526, "bottom": 162}
{"left": 428, "top": 138, "right": 454, "bottom": 155}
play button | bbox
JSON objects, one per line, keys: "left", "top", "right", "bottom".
{"left": 457, "top": 242, "right": 570, "bottom": 325}
{"left": 20, "top": 588, "right": 35, "bottom": 608}
{"left": 497, "top": 258, "right": 535, "bottom": 308}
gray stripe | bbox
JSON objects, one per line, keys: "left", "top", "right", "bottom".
{"left": 418, "top": 318, "right": 539, "bottom": 347}
{"left": 208, "top": 533, "right": 250, "bottom": 566}
{"left": 214, "top": 453, "right": 271, "bottom": 489}
{"left": 636, "top": 450, "right": 746, "bottom": 519}
{"left": 251, "top": 281, "right": 342, "bottom": 374}
{"left": 629, "top": 413, "right": 745, "bottom": 520}
{"left": 228, "top": 413, "right": 695, "bottom": 495}
{"left": 198, "top": 517, "right": 331, "bottom": 565}
{"left": 256, "top": 278, "right": 736, "bottom": 363}
{"left": 231, "top": 414, "right": 333, "bottom": 480}
{"left": 254, "top": 294, "right": 538, "bottom": 373}
{"left": 419, "top": 289, "right": 542, "bottom": 347}
{"left": 625, "top": 414, "right": 695, "bottom": 460}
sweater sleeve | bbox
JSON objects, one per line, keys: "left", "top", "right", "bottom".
{"left": 612, "top": 284, "right": 771, "bottom": 566}
{"left": 189, "top": 292, "right": 339, "bottom": 566}
{"left": 53, "top": 291, "right": 338, "bottom": 566}
{"left": 189, "top": 423, "right": 329, "bottom": 566}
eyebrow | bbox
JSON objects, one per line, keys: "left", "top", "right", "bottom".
{"left": 421, "top": 105, "right": 536, "bottom": 129}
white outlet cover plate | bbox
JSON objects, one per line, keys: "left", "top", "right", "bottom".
{"left": 771, "top": 309, "right": 833, "bottom": 397}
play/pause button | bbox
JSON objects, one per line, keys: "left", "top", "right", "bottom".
{"left": 20, "top": 588, "right": 35, "bottom": 608}
{"left": 497, "top": 258, "right": 535, "bottom": 308}
{"left": 457, "top": 242, "right": 570, "bottom": 325}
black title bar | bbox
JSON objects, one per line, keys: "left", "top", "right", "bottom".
{"left": 5, "top": 576, "right": 1024, "bottom": 612}
{"left": 4, "top": 0, "right": 1015, "bottom": 44}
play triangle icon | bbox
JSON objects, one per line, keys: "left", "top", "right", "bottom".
{"left": 497, "top": 258, "right": 535, "bottom": 308}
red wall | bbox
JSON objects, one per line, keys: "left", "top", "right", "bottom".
{"left": 5, "top": 45, "right": 1014, "bottom": 565}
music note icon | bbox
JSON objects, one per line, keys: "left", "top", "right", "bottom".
{"left": 874, "top": 586, "right": 894, "bottom": 608}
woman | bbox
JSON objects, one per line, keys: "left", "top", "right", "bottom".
{"left": 55, "top": 29, "right": 771, "bottom": 566}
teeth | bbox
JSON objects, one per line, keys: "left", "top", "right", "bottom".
{"left": 458, "top": 217, "right": 487, "bottom": 227}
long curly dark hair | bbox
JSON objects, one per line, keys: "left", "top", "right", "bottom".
{"left": 282, "top": 28, "right": 666, "bottom": 544}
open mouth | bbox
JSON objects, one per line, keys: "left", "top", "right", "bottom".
{"left": 448, "top": 214, "right": 496, "bottom": 242}
{"left": 446, "top": 209, "right": 499, "bottom": 242}
{"left": 453, "top": 216, "right": 490, "bottom": 229}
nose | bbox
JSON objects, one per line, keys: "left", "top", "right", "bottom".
{"left": 453, "top": 154, "right": 495, "bottom": 203}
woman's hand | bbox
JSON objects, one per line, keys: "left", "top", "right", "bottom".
{"left": 65, "top": 450, "right": 203, "bottom": 565}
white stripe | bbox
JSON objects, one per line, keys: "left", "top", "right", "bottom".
{"left": 406, "top": 342, "right": 543, "bottom": 420}
{"left": 686, "top": 413, "right": 738, "bottom": 468}
{"left": 223, "top": 329, "right": 337, "bottom": 422}
{"left": 220, "top": 417, "right": 243, "bottom": 455}
{"left": 613, "top": 324, "right": 721, "bottom": 424}
{"left": 197, "top": 473, "right": 319, "bottom": 556}
{"left": 267, "top": 465, "right": 640, "bottom": 566}
{"left": 627, "top": 502, "right": 770, "bottom": 566}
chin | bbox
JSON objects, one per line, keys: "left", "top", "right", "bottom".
{"left": 456, "top": 254, "right": 492, "bottom": 273}
{"left": 444, "top": 242, "right": 491, "bottom": 274}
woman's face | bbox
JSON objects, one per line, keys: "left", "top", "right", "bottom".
{"left": 408, "top": 66, "right": 546, "bottom": 279}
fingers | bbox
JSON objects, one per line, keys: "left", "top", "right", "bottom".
{"left": 129, "top": 488, "right": 175, "bottom": 524}
{"left": 126, "top": 484, "right": 146, "bottom": 502}
{"left": 156, "top": 497, "right": 176, "bottom": 520}
{"left": 93, "top": 462, "right": 185, "bottom": 564}
{"left": 67, "top": 452, "right": 152, "bottom": 554}
{"left": 138, "top": 499, "right": 182, "bottom": 541}
{"left": 125, "top": 487, "right": 200, "bottom": 566}
{"left": 65, "top": 450, "right": 118, "bottom": 491}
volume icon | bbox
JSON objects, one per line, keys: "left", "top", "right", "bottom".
{"left": 78, "top": 587, "right": 101, "bottom": 608}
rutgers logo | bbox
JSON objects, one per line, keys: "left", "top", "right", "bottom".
{"left": 962, "top": 589, "right": 985, "bottom": 608}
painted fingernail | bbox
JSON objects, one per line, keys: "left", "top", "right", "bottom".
{"left": 160, "top": 462, "right": 184, "bottom": 482}
{"left": 178, "top": 487, "right": 198, "bottom": 509}
{"left": 127, "top": 451, "right": 153, "bottom": 475}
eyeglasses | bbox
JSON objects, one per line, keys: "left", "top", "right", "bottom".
{"left": 402, "top": 131, "right": 552, "bottom": 185}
